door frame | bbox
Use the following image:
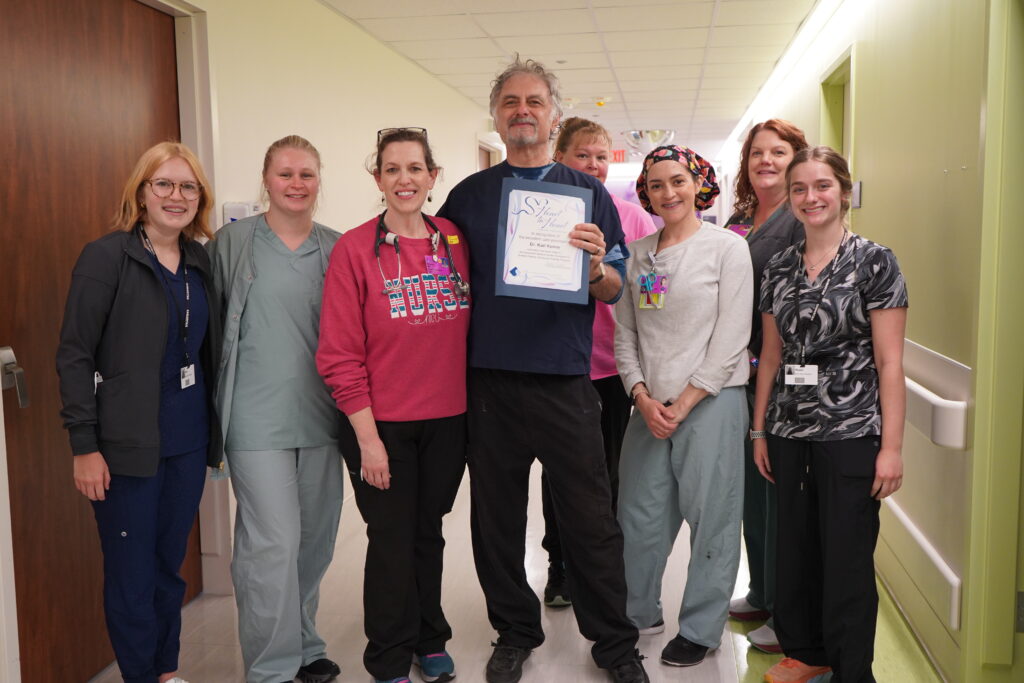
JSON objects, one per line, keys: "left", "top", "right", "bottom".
{"left": 0, "top": 3, "right": 229, "bottom": 677}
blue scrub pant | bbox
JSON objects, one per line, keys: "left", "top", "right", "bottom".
{"left": 92, "top": 448, "right": 208, "bottom": 683}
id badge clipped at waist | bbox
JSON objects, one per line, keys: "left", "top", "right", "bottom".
{"left": 180, "top": 364, "right": 196, "bottom": 389}
{"left": 784, "top": 364, "right": 818, "bottom": 386}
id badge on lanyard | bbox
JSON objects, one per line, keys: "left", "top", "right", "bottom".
{"left": 784, "top": 364, "right": 818, "bottom": 385}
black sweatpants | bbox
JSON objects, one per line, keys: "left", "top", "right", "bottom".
{"left": 541, "top": 374, "right": 632, "bottom": 565}
{"left": 467, "top": 368, "right": 639, "bottom": 670}
{"left": 768, "top": 434, "right": 881, "bottom": 683}
{"left": 338, "top": 414, "right": 467, "bottom": 680}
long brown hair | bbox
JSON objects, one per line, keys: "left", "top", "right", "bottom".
{"left": 733, "top": 119, "right": 808, "bottom": 217}
{"left": 113, "top": 141, "right": 214, "bottom": 241}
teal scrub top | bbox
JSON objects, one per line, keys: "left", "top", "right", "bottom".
{"left": 226, "top": 219, "right": 338, "bottom": 450}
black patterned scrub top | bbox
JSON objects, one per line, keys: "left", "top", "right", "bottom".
{"left": 759, "top": 233, "right": 908, "bottom": 441}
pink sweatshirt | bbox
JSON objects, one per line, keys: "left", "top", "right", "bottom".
{"left": 591, "top": 194, "right": 657, "bottom": 380}
{"left": 317, "top": 215, "right": 470, "bottom": 421}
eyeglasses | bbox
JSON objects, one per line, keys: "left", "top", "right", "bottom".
{"left": 377, "top": 127, "right": 428, "bottom": 143}
{"left": 146, "top": 178, "right": 202, "bottom": 200}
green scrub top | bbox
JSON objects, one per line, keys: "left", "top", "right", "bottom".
{"left": 226, "top": 218, "right": 339, "bottom": 450}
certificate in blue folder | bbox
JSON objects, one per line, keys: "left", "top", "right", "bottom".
{"left": 495, "top": 177, "right": 593, "bottom": 304}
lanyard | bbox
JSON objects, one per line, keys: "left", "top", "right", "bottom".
{"left": 141, "top": 227, "right": 192, "bottom": 367}
{"left": 792, "top": 231, "right": 849, "bottom": 364}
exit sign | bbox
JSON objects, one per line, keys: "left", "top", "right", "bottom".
{"left": 612, "top": 149, "right": 626, "bottom": 163}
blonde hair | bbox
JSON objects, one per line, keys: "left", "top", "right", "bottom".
{"left": 260, "top": 134, "right": 323, "bottom": 207}
{"left": 554, "top": 117, "right": 612, "bottom": 158}
{"left": 114, "top": 142, "right": 213, "bottom": 241}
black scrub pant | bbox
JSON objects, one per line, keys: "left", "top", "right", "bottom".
{"left": 768, "top": 434, "right": 881, "bottom": 683}
{"left": 541, "top": 374, "right": 632, "bottom": 566}
{"left": 338, "top": 414, "right": 467, "bottom": 680}
{"left": 467, "top": 368, "right": 639, "bottom": 670}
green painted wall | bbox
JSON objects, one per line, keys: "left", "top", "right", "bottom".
{"left": 719, "top": 0, "right": 1023, "bottom": 680}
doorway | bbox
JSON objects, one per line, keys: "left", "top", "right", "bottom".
{"left": 0, "top": 1, "right": 202, "bottom": 679}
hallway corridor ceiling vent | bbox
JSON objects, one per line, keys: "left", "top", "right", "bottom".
{"left": 321, "top": 0, "right": 818, "bottom": 158}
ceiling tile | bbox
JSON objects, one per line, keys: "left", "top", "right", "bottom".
{"left": 618, "top": 80, "right": 700, "bottom": 93}
{"left": 593, "top": 3, "right": 715, "bottom": 32}
{"left": 701, "top": 61, "right": 774, "bottom": 80}
{"left": 475, "top": 10, "right": 593, "bottom": 36}
{"left": 603, "top": 28, "right": 709, "bottom": 51}
{"left": 610, "top": 48, "right": 706, "bottom": 67}
{"left": 531, "top": 52, "right": 610, "bottom": 69}
{"left": 418, "top": 56, "right": 512, "bottom": 75}
{"left": 700, "top": 74, "right": 769, "bottom": 89}
{"left": 390, "top": 37, "right": 503, "bottom": 60}
{"left": 716, "top": 0, "right": 816, "bottom": 25}
{"left": 496, "top": 34, "right": 604, "bottom": 55}
{"left": 322, "top": 0, "right": 461, "bottom": 19}
{"left": 358, "top": 15, "right": 483, "bottom": 42}
{"left": 709, "top": 23, "right": 796, "bottom": 48}
{"left": 454, "top": 0, "right": 587, "bottom": 11}
{"left": 705, "top": 44, "right": 783, "bottom": 63}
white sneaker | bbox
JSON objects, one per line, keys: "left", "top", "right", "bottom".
{"left": 747, "top": 623, "right": 782, "bottom": 653}
{"left": 163, "top": 678, "right": 190, "bottom": 683}
{"left": 728, "top": 596, "right": 770, "bottom": 621}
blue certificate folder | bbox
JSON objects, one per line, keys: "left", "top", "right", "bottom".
{"left": 495, "top": 177, "right": 593, "bottom": 305}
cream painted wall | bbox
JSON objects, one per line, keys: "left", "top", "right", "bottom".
{"left": 195, "top": 0, "right": 491, "bottom": 232}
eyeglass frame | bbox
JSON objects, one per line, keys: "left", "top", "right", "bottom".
{"left": 144, "top": 178, "right": 203, "bottom": 201}
{"left": 376, "top": 127, "right": 428, "bottom": 143}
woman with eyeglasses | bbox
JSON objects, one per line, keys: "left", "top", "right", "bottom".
{"left": 317, "top": 127, "right": 469, "bottom": 683}
{"left": 57, "top": 141, "right": 221, "bottom": 683}
{"left": 208, "top": 135, "right": 343, "bottom": 683}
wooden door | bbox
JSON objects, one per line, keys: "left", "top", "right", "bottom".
{"left": 0, "top": 1, "right": 202, "bottom": 680}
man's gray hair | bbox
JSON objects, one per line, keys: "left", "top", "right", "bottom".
{"left": 488, "top": 55, "right": 563, "bottom": 123}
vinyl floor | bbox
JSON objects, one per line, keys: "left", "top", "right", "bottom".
{"left": 91, "top": 462, "right": 941, "bottom": 683}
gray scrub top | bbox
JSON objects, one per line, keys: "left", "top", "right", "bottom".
{"left": 226, "top": 219, "right": 339, "bottom": 450}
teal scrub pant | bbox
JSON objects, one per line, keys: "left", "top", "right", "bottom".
{"left": 228, "top": 445, "right": 344, "bottom": 683}
{"left": 618, "top": 387, "right": 746, "bottom": 649}
{"left": 741, "top": 384, "right": 777, "bottom": 626}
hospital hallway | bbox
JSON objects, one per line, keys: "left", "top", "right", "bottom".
{"left": 88, "top": 463, "right": 940, "bottom": 683}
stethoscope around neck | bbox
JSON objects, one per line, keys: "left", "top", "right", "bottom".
{"left": 374, "top": 211, "right": 469, "bottom": 298}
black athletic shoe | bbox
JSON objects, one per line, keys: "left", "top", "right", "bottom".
{"left": 610, "top": 652, "right": 650, "bottom": 682}
{"left": 297, "top": 657, "right": 341, "bottom": 683}
{"left": 660, "top": 635, "right": 709, "bottom": 667}
{"left": 543, "top": 561, "right": 571, "bottom": 608}
{"left": 485, "top": 642, "right": 531, "bottom": 683}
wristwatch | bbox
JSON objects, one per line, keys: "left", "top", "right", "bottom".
{"left": 589, "top": 262, "right": 606, "bottom": 284}
{"left": 749, "top": 430, "right": 767, "bottom": 440}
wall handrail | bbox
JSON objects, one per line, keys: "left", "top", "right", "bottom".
{"left": 904, "top": 377, "right": 968, "bottom": 450}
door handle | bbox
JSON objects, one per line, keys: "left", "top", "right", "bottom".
{"left": 0, "top": 346, "right": 30, "bottom": 409}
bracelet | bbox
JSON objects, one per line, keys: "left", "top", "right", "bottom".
{"left": 589, "top": 262, "right": 606, "bottom": 284}
{"left": 750, "top": 357, "right": 759, "bottom": 368}
{"left": 749, "top": 429, "right": 767, "bottom": 440}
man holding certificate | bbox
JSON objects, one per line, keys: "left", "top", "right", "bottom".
{"left": 438, "top": 57, "right": 647, "bottom": 683}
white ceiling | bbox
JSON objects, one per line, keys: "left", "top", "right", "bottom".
{"left": 320, "top": 0, "right": 817, "bottom": 158}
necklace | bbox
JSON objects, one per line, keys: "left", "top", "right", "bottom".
{"left": 805, "top": 229, "right": 848, "bottom": 272}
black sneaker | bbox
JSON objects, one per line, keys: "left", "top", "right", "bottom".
{"left": 543, "top": 561, "right": 571, "bottom": 608}
{"left": 660, "top": 635, "right": 708, "bottom": 667}
{"left": 610, "top": 652, "right": 650, "bottom": 682}
{"left": 486, "top": 642, "right": 531, "bottom": 683}
{"left": 297, "top": 657, "right": 341, "bottom": 682}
